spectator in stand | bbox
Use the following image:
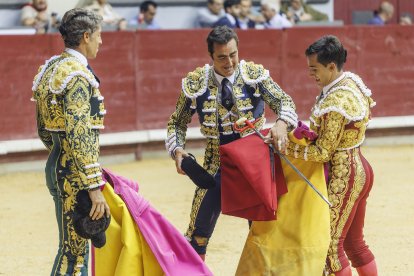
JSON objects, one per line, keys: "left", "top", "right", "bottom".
{"left": 261, "top": 0, "right": 292, "bottom": 29}
{"left": 399, "top": 13, "right": 412, "bottom": 25}
{"left": 368, "top": 1, "right": 394, "bottom": 25}
{"left": 238, "top": 0, "right": 259, "bottom": 29}
{"left": 213, "top": 0, "right": 242, "bottom": 29}
{"left": 83, "top": 0, "right": 127, "bottom": 30}
{"left": 21, "top": 0, "right": 59, "bottom": 34}
{"left": 195, "top": 0, "right": 225, "bottom": 28}
{"left": 283, "top": 0, "right": 328, "bottom": 24}
{"left": 129, "top": 1, "right": 160, "bottom": 30}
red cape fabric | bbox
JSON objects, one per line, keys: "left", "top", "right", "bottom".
{"left": 219, "top": 129, "right": 288, "bottom": 221}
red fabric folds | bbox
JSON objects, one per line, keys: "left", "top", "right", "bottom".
{"left": 219, "top": 129, "right": 287, "bottom": 221}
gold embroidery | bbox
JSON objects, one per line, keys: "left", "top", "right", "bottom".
{"left": 182, "top": 65, "right": 208, "bottom": 98}
{"left": 327, "top": 149, "right": 367, "bottom": 272}
{"left": 169, "top": 62, "right": 297, "bottom": 241}
{"left": 34, "top": 52, "right": 105, "bottom": 189}
{"left": 236, "top": 98, "right": 253, "bottom": 110}
{"left": 185, "top": 188, "right": 208, "bottom": 239}
{"left": 285, "top": 73, "right": 374, "bottom": 273}
{"left": 33, "top": 53, "right": 104, "bottom": 132}
{"left": 59, "top": 255, "right": 69, "bottom": 275}
{"left": 202, "top": 100, "right": 216, "bottom": 111}
{"left": 240, "top": 60, "right": 267, "bottom": 81}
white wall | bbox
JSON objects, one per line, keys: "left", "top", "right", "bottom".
{"left": 48, "top": 0, "right": 80, "bottom": 18}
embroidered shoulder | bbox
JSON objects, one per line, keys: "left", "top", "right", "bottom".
{"left": 182, "top": 64, "right": 210, "bottom": 99}
{"left": 344, "top": 72, "right": 371, "bottom": 97}
{"left": 344, "top": 72, "right": 376, "bottom": 108}
{"left": 314, "top": 87, "right": 367, "bottom": 121}
{"left": 32, "top": 55, "right": 60, "bottom": 91}
{"left": 239, "top": 60, "right": 270, "bottom": 85}
{"left": 48, "top": 58, "right": 99, "bottom": 95}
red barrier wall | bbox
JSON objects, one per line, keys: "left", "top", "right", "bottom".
{"left": 0, "top": 26, "right": 413, "bottom": 141}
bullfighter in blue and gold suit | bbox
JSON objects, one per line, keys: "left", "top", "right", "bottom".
{"left": 166, "top": 26, "right": 298, "bottom": 259}
{"left": 32, "top": 9, "right": 110, "bottom": 275}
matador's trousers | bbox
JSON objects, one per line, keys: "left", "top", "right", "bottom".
{"left": 45, "top": 133, "right": 89, "bottom": 276}
{"left": 185, "top": 132, "right": 240, "bottom": 255}
{"left": 326, "top": 148, "right": 375, "bottom": 274}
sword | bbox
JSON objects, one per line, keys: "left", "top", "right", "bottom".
{"left": 234, "top": 118, "right": 332, "bottom": 208}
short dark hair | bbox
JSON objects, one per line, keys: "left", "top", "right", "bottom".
{"left": 59, "top": 8, "right": 102, "bottom": 48}
{"left": 207, "top": 25, "right": 239, "bottom": 56}
{"left": 140, "top": 1, "right": 157, "bottom": 12}
{"left": 224, "top": 0, "right": 241, "bottom": 10}
{"left": 305, "top": 35, "right": 347, "bottom": 70}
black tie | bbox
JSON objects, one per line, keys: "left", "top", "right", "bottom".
{"left": 221, "top": 78, "right": 233, "bottom": 110}
{"left": 87, "top": 64, "right": 100, "bottom": 84}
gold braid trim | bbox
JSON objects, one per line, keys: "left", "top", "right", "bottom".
{"left": 181, "top": 64, "right": 210, "bottom": 99}
{"left": 239, "top": 60, "right": 269, "bottom": 85}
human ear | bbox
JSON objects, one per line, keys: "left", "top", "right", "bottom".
{"left": 83, "top": 32, "right": 90, "bottom": 43}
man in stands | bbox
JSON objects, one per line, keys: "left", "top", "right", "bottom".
{"left": 238, "top": 0, "right": 257, "bottom": 29}
{"left": 283, "top": 0, "right": 328, "bottom": 24}
{"left": 213, "top": 0, "right": 242, "bottom": 28}
{"left": 195, "top": 0, "right": 225, "bottom": 28}
{"left": 261, "top": 0, "right": 292, "bottom": 29}
{"left": 129, "top": 0, "right": 160, "bottom": 30}
{"left": 21, "top": 0, "right": 58, "bottom": 33}
{"left": 84, "top": 0, "right": 127, "bottom": 30}
{"left": 368, "top": 1, "right": 394, "bottom": 25}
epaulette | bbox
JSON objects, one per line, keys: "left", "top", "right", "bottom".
{"left": 181, "top": 64, "right": 210, "bottom": 99}
{"left": 32, "top": 55, "right": 99, "bottom": 95}
{"left": 32, "top": 55, "right": 60, "bottom": 92}
{"left": 239, "top": 60, "right": 270, "bottom": 85}
{"left": 49, "top": 58, "right": 99, "bottom": 94}
{"left": 314, "top": 84, "right": 367, "bottom": 121}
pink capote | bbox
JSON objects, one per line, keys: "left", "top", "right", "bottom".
{"left": 100, "top": 169, "right": 213, "bottom": 276}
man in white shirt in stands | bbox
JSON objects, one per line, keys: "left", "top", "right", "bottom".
{"left": 261, "top": 0, "right": 292, "bottom": 29}
{"left": 195, "top": 0, "right": 225, "bottom": 28}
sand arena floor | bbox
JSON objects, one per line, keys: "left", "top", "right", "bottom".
{"left": 0, "top": 145, "right": 413, "bottom": 275}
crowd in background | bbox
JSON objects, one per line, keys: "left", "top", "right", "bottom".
{"left": 13, "top": 0, "right": 414, "bottom": 34}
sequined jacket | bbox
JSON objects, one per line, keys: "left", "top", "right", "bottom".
{"left": 166, "top": 60, "right": 298, "bottom": 175}
{"left": 32, "top": 52, "right": 106, "bottom": 190}
{"left": 286, "top": 72, "right": 375, "bottom": 162}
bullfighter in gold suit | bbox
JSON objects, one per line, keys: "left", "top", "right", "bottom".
{"left": 32, "top": 8, "right": 110, "bottom": 275}
{"left": 165, "top": 26, "right": 298, "bottom": 260}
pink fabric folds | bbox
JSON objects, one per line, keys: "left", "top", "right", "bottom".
{"left": 102, "top": 169, "right": 213, "bottom": 276}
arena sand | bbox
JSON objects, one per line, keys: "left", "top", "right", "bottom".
{"left": 0, "top": 145, "right": 413, "bottom": 275}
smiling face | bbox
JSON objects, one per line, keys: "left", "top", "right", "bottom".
{"left": 85, "top": 26, "right": 102, "bottom": 59}
{"left": 307, "top": 54, "right": 338, "bottom": 89}
{"left": 211, "top": 38, "right": 239, "bottom": 77}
